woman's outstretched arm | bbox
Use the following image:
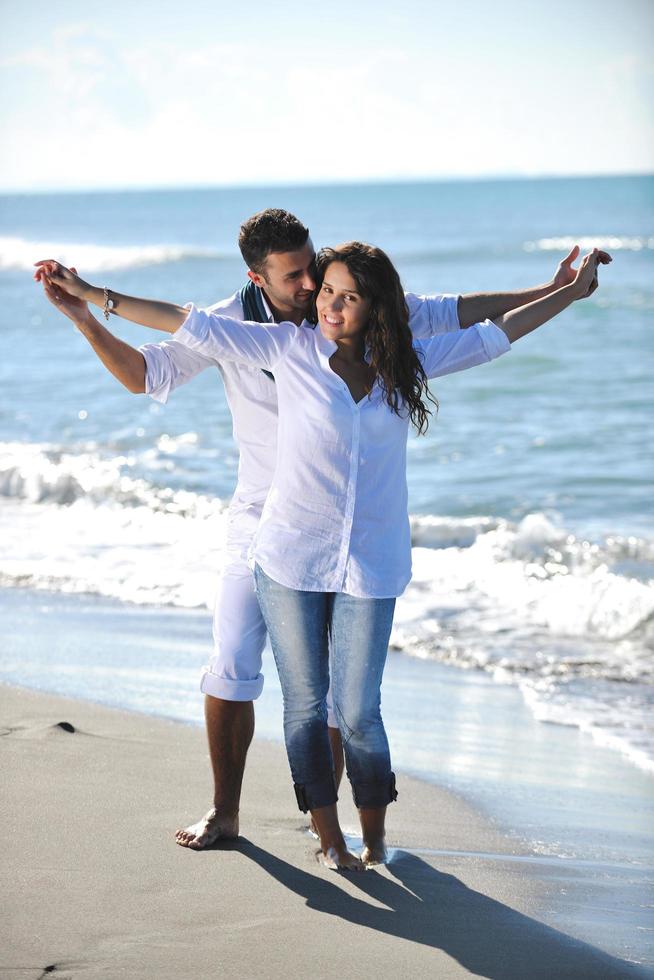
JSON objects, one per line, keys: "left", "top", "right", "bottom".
{"left": 416, "top": 249, "right": 607, "bottom": 380}
{"left": 34, "top": 260, "right": 186, "bottom": 333}
{"left": 457, "top": 245, "right": 611, "bottom": 328}
{"left": 494, "top": 249, "right": 602, "bottom": 344}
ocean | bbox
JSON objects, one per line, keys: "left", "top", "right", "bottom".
{"left": 1, "top": 174, "right": 653, "bottom": 779}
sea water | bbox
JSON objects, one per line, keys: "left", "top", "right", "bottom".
{"left": 0, "top": 175, "right": 652, "bottom": 775}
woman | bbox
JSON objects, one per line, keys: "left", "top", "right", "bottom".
{"left": 36, "top": 242, "right": 601, "bottom": 870}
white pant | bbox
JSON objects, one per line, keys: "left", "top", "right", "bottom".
{"left": 201, "top": 555, "right": 336, "bottom": 726}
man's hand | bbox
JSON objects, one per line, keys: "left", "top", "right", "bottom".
{"left": 34, "top": 259, "right": 91, "bottom": 301}
{"left": 36, "top": 262, "right": 147, "bottom": 393}
{"left": 40, "top": 265, "right": 90, "bottom": 325}
{"left": 34, "top": 260, "right": 186, "bottom": 333}
{"left": 553, "top": 245, "right": 612, "bottom": 295}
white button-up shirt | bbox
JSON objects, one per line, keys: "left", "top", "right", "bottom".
{"left": 172, "top": 306, "right": 510, "bottom": 597}
{"left": 140, "top": 290, "right": 462, "bottom": 560}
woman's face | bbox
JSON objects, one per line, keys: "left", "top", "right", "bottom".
{"left": 316, "top": 261, "right": 372, "bottom": 345}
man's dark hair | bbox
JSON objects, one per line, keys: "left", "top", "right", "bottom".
{"left": 238, "top": 208, "right": 310, "bottom": 275}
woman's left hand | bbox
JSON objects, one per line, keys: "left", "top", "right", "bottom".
{"left": 553, "top": 245, "right": 611, "bottom": 293}
{"left": 571, "top": 249, "right": 605, "bottom": 300}
{"left": 40, "top": 266, "right": 90, "bottom": 324}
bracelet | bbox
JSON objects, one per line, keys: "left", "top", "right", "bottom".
{"left": 103, "top": 287, "right": 116, "bottom": 320}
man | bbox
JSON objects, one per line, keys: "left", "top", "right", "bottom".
{"left": 36, "top": 209, "right": 603, "bottom": 850}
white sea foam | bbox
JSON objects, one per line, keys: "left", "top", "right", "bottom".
{"left": 0, "top": 441, "right": 228, "bottom": 607}
{"left": 520, "top": 682, "right": 654, "bottom": 776}
{"left": 2, "top": 442, "right": 652, "bottom": 636}
{"left": 0, "top": 439, "right": 217, "bottom": 515}
{"left": 0, "top": 236, "right": 227, "bottom": 272}
{"left": 523, "top": 235, "right": 654, "bottom": 253}
{"left": 1, "top": 439, "right": 653, "bottom": 771}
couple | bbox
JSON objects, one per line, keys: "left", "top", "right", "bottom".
{"left": 36, "top": 209, "right": 609, "bottom": 870}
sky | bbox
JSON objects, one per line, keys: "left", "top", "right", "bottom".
{"left": 1, "top": 0, "right": 653, "bottom": 192}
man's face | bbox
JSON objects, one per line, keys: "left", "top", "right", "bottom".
{"left": 249, "top": 240, "right": 316, "bottom": 318}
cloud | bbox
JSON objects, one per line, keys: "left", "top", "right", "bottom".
{"left": 1, "top": 20, "right": 653, "bottom": 191}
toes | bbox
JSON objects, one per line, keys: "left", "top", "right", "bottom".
{"left": 174, "top": 809, "right": 239, "bottom": 851}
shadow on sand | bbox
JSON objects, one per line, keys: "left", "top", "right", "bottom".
{"left": 229, "top": 838, "right": 646, "bottom": 979}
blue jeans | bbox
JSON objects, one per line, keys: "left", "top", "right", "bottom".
{"left": 254, "top": 564, "right": 398, "bottom": 812}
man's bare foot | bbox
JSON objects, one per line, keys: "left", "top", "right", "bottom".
{"left": 319, "top": 843, "right": 364, "bottom": 871}
{"left": 175, "top": 808, "right": 239, "bottom": 850}
{"left": 361, "top": 838, "right": 388, "bottom": 867}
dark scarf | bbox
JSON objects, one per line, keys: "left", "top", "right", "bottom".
{"left": 239, "top": 280, "right": 274, "bottom": 381}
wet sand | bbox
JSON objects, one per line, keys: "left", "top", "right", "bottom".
{"left": 1, "top": 683, "right": 649, "bottom": 979}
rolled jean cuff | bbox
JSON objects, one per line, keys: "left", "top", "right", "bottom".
{"left": 293, "top": 774, "right": 338, "bottom": 813}
{"left": 200, "top": 668, "right": 264, "bottom": 701}
{"left": 352, "top": 772, "right": 398, "bottom": 809}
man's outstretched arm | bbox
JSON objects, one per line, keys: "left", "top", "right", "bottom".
{"left": 40, "top": 271, "right": 147, "bottom": 392}
{"left": 457, "top": 245, "right": 612, "bottom": 328}
{"left": 34, "top": 260, "right": 186, "bottom": 334}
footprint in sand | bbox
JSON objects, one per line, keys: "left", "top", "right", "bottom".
{"left": 4, "top": 720, "right": 89, "bottom": 739}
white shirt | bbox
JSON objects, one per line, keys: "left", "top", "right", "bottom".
{"left": 173, "top": 306, "right": 510, "bottom": 597}
{"left": 140, "top": 290, "right": 462, "bottom": 559}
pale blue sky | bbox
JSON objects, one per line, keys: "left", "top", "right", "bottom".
{"left": 1, "top": 0, "right": 652, "bottom": 191}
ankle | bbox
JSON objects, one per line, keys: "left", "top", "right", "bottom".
{"left": 210, "top": 802, "right": 240, "bottom": 819}
{"left": 320, "top": 832, "right": 347, "bottom": 854}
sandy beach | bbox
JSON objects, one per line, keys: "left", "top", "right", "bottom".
{"left": 2, "top": 683, "right": 650, "bottom": 980}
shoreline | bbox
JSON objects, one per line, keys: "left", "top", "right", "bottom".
{"left": 2, "top": 682, "right": 651, "bottom": 979}
{"left": 1, "top": 586, "right": 653, "bottom": 969}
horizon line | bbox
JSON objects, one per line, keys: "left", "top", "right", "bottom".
{"left": 1, "top": 170, "right": 652, "bottom": 198}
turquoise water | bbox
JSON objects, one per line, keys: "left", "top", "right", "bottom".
{"left": 0, "top": 175, "right": 653, "bottom": 770}
{"left": 2, "top": 176, "right": 652, "bottom": 529}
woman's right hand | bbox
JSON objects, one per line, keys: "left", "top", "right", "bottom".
{"left": 40, "top": 265, "right": 91, "bottom": 325}
{"left": 34, "top": 259, "right": 91, "bottom": 301}
{"left": 570, "top": 249, "right": 602, "bottom": 300}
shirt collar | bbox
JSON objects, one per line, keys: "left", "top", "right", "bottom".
{"left": 314, "top": 324, "right": 373, "bottom": 363}
{"left": 258, "top": 289, "right": 275, "bottom": 324}
{"left": 314, "top": 324, "right": 339, "bottom": 363}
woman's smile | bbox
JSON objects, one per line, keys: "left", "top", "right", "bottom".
{"left": 316, "top": 261, "right": 372, "bottom": 343}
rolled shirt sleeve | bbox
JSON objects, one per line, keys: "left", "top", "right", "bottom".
{"left": 415, "top": 319, "right": 510, "bottom": 380}
{"left": 406, "top": 292, "right": 461, "bottom": 339}
{"left": 174, "top": 304, "right": 300, "bottom": 370}
{"left": 140, "top": 338, "right": 217, "bottom": 404}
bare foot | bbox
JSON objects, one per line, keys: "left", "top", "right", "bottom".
{"left": 319, "top": 843, "right": 364, "bottom": 871}
{"left": 361, "top": 839, "right": 388, "bottom": 867}
{"left": 175, "top": 808, "right": 239, "bottom": 850}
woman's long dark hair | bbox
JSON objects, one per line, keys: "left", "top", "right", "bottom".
{"left": 314, "top": 242, "right": 437, "bottom": 434}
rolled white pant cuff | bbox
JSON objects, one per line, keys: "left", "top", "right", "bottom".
{"left": 327, "top": 709, "right": 337, "bottom": 728}
{"left": 200, "top": 668, "right": 264, "bottom": 701}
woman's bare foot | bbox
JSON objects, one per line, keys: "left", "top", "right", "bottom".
{"left": 361, "top": 838, "right": 388, "bottom": 866}
{"left": 310, "top": 802, "right": 363, "bottom": 870}
{"left": 359, "top": 805, "right": 388, "bottom": 866}
{"left": 175, "top": 807, "right": 239, "bottom": 849}
{"left": 319, "top": 843, "right": 364, "bottom": 871}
